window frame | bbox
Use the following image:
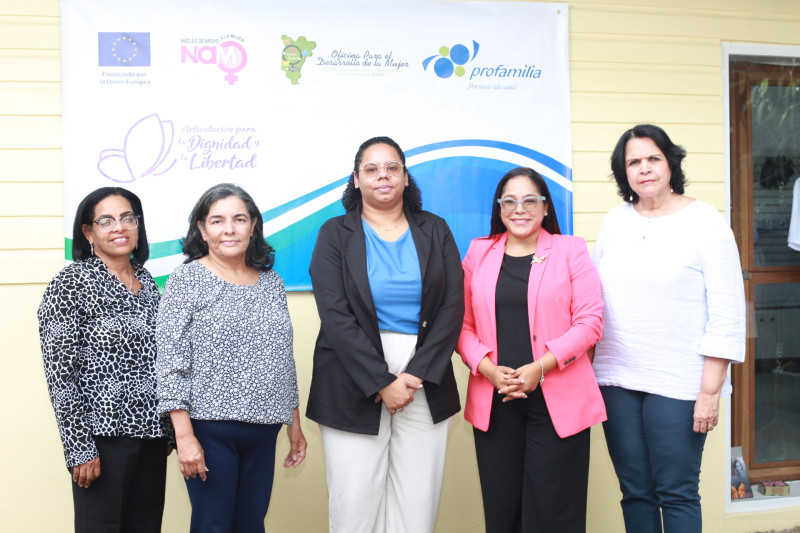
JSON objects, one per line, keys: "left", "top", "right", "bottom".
{"left": 729, "top": 58, "right": 800, "bottom": 484}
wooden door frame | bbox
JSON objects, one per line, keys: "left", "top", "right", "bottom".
{"left": 729, "top": 61, "right": 800, "bottom": 482}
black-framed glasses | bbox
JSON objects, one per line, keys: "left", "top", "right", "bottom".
{"left": 497, "top": 196, "right": 546, "bottom": 213}
{"left": 359, "top": 161, "right": 405, "bottom": 178}
{"left": 92, "top": 214, "right": 140, "bottom": 231}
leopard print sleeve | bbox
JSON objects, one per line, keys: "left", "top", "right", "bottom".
{"left": 38, "top": 259, "right": 166, "bottom": 467}
{"left": 38, "top": 263, "right": 99, "bottom": 467}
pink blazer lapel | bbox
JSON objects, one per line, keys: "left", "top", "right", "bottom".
{"left": 482, "top": 234, "right": 507, "bottom": 355}
{"left": 526, "top": 230, "right": 553, "bottom": 353}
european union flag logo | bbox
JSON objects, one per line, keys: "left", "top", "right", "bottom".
{"left": 98, "top": 32, "right": 150, "bottom": 67}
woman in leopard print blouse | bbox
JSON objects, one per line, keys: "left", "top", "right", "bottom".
{"left": 38, "top": 187, "right": 169, "bottom": 532}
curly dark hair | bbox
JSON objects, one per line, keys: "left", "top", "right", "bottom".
{"left": 610, "top": 124, "right": 687, "bottom": 203}
{"left": 341, "top": 136, "right": 422, "bottom": 213}
{"left": 489, "top": 167, "right": 561, "bottom": 238}
{"left": 72, "top": 187, "right": 150, "bottom": 264}
{"left": 182, "top": 183, "right": 275, "bottom": 271}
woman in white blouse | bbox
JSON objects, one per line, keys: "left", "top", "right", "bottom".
{"left": 592, "top": 125, "right": 746, "bottom": 533}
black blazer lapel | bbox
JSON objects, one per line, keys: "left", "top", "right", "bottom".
{"left": 407, "top": 209, "right": 431, "bottom": 283}
{"left": 342, "top": 210, "right": 378, "bottom": 324}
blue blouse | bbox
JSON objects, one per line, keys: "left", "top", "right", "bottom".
{"left": 363, "top": 221, "right": 422, "bottom": 334}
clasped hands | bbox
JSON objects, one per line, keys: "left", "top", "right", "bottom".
{"left": 375, "top": 372, "right": 423, "bottom": 414}
{"left": 478, "top": 357, "right": 542, "bottom": 402}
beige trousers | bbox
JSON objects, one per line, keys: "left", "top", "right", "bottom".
{"left": 320, "top": 331, "right": 452, "bottom": 533}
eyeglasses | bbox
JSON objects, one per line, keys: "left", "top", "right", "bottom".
{"left": 497, "top": 196, "right": 546, "bottom": 212}
{"left": 92, "top": 214, "right": 140, "bottom": 231}
{"left": 359, "top": 161, "right": 405, "bottom": 178}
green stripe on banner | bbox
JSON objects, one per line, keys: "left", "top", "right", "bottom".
{"left": 154, "top": 274, "right": 169, "bottom": 292}
{"left": 64, "top": 237, "right": 182, "bottom": 261}
{"left": 150, "top": 239, "right": 183, "bottom": 258}
{"left": 266, "top": 202, "right": 342, "bottom": 253}
{"left": 67, "top": 201, "right": 342, "bottom": 293}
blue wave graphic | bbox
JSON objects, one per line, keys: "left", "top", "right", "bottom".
{"left": 272, "top": 151, "right": 572, "bottom": 290}
{"left": 69, "top": 140, "right": 573, "bottom": 291}
{"left": 143, "top": 176, "right": 350, "bottom": 261}
{"left": 407, "top": 139, "right": 572, "bottom": 180}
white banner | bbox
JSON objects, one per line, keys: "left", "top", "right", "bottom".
{"left": 60, "top": 0, "right": 572, "bottom": 290}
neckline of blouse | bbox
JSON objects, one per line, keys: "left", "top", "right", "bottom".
{"left": 195, "top": 259, "right": 263, "bottom": 287}
{"left": 629, "top": 198, "right": 697, "bottom": 221}
{"left": 85, "top": 256, "right": 144, "bottom": 297}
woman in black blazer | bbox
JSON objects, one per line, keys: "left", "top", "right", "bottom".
{"left": 307, "top": 136, "right": 463, "bottom": 533}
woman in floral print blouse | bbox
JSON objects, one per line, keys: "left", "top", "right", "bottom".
{"left": 156, "top": 183, "right": 306, "bottom": 533}
{"left": 38, "top": 186, "right": 170, "bottom": 533}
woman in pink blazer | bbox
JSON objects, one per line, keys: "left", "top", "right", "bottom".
{"left": 457, "top": 167, "right": 606, "bottom": 533}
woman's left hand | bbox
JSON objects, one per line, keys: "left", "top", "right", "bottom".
{"left": 693, "top": 391, "right": 721, "bottom": 433}
{"left": 502, "top": 353, "right": 556, "bottom": 402}
{"left": 284, "top": 409, "right": 307, "bottom": 468}
{"left": 500, "top": 363, "right": 540, "bottom": 401}
{"left": 693, "top": 356, "right": 729, "bottom": 433}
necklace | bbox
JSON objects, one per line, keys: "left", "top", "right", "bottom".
{"left": 126, "top": 264, "right": 134, "bottom": 292}
{"left": 362, "top": 214, "right": 405, "bottom": 232}
{"left": 642, "top": 218, "right": 652, "bottom": 240}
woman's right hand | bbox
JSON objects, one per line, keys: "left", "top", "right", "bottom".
{"left": 175, "top": 434, "right": 208, "bottom": 481}
{"left": 72, "top": 456, "right": 101, "bottom": 488}
{"left": 477, "top": 357, "right": 522, "bottom": 394}
{"left": 170, "top": 409, "right": 208, "bottom": 481}
{"left": 376, "top": 374, "right": 422, "bottom": 414}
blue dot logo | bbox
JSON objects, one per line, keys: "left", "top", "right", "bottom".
{"left": 434, "top": 57, "right": 454, "bottom": 78}
{"left": 422, "top": 40, "right": 480, "bottom": 79}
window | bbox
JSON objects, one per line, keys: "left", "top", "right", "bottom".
{"left": 730, "top": 59, "right": 800, "bottom": 482}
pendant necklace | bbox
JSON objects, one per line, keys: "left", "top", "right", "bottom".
{"left": 362, "top": 214, "right": 405, "bottom": 232}
{"left": 641, "top": 218, "right": 655, "bottom": 240}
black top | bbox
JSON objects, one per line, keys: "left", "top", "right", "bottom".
{"left": 496, "top": 254, "right": 535, "bottom": 369}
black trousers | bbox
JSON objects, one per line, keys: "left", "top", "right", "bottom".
{"left": 473, "top": 388, "right": 590, "bottom": 533}
{"left": 71, "top": 436, "right": 167, "bottom": 533}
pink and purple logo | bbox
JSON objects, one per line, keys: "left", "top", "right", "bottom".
{"left": 97, "top": 113, "right": 176, "bottom": 183}
{"left": 181, "top": 38, "right": 248, "bottom": 85}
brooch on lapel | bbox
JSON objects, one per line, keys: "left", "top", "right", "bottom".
{"left": 531, "top": 254, "right": 547, "bottom": 264}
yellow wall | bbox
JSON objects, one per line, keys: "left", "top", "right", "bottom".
{"left": 3, "top": 0, "right": 800, "bottom": 530}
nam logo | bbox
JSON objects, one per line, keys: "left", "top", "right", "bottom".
{"left": 422, "top": 40, "right": 479, "bottom": 79}
{"left": 181, "top": 39, "right": 248, "bottom": 85}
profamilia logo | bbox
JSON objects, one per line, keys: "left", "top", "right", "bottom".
{"left": 423, "top": 40, "right": 542, "bottom": 86}
{"left": 422, "top": 40, "right": 479, "bottom": 79}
